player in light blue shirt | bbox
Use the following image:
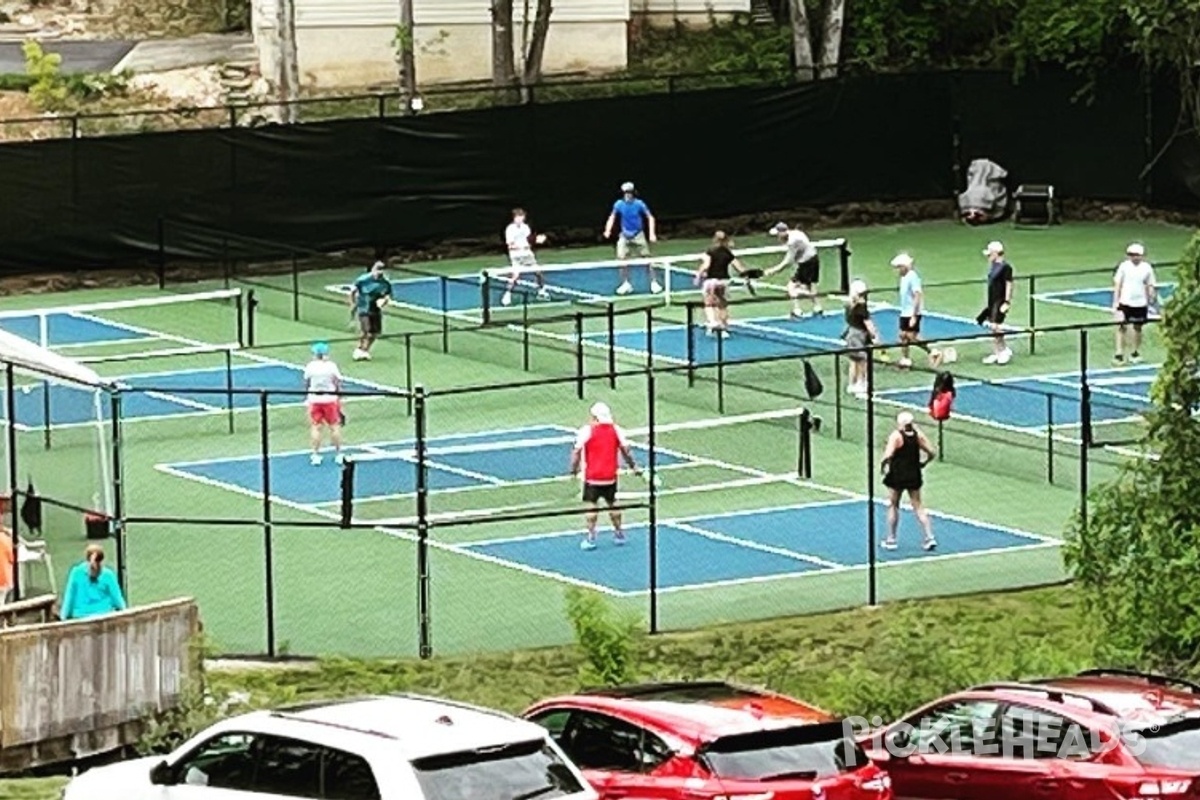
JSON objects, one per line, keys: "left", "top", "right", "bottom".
{"left": 349, "top": 260, "right": 393, "bottom": 361}
{"left": 891, "top": 253, "right": 943, "bottom": 368}
{"left": 603, "top": 181, "right": 661, "bottom": 296}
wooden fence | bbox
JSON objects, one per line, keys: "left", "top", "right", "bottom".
{"left": 0, "top": 598, "right": 200, "bottom": 772}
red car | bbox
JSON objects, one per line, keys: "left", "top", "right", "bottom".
{"left": 860, "top": 669, "right": 1200, "bottom": 800}
{"left": 523, "top": 681, "right": 893, "bottom": 800}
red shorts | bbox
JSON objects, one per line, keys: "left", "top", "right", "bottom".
{"left": 308, "top": 401, "right": 341, "bottom": 426}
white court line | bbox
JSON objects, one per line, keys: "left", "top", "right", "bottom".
{"left": 55, "top": 336, "right": 150, "bottom": 350}
{"left": 357, "top": 443, "right": 507, "bottom": 486}
{"left": 142, "top": 390, "right": 220, "bottom": 413}
{"left": 642, "top": 520, "right": 843, "bottom": 570}
{"left": 1032, "top": 283, "right": 1175, "bottom": 316}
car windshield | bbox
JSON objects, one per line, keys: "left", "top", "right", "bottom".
{"left": 1133, "top": 718, "right": 1200, "bottom": 770}
{"left": 411, "top": 738, "right": 586, "bottom": 800}
{"left": 700, "top": 722, "right": 868, "bottom": 782}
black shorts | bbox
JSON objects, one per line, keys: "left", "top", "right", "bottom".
{"left": 1118, "top": 304, "right": 1148, "bottom": 326}
{"left": 582, "top": 481, "right": 618, "bottom": 505}
{"left": 359, "top": 310, "right": 382, "bottom": 336}
{"left": 899, "top": 315, "right": 921, "bottom": 334}
{"left": 977, "top": 302, "right": 1007, "bottom": 326}
{"left": 884, "top": 473, "right": 922, "bottom": 493}
{"left": 790, "top": 255, "right": 820, "bottom": 286}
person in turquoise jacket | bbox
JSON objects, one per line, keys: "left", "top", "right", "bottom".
{"left": 60, "top": 544, "right": 126, "bottom": 621}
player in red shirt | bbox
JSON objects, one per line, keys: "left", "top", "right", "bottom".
{"left": 570, "top": 402, "right": 640, "bottom": 551}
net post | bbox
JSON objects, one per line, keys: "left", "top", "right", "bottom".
{"left": 716, "top": 327, "right": 725, "bottom": 414}
{"left": 339, "top": 458, "right": 355, "bottom": 529}
{"left": 291, "top": 254, "right": 300, "bottom": 321}
{"left": 480, "top": 271, "right": 491, "bottom": 326}
{"left": 646, "top": 367, "right": 658, "bottom": 635}
{"left": 574, "top": 312, "right": 585, "bottom": 400}
{"left": 236, "top": 290, "right": 246, "bottom": 349}
{"left": 6, "top": 362, "right": 20, "bottom": 602}
{"left": 41, "top": 377, "right": 51, "bottom": 450}
{"left": 522, "top": 302, "right": 531, "bottom": 372}
{"left": 1080, "top": 329, "right": 1093, "bottom": 449}
{"left": 936, "top": 419, "right": 944, "bottom": 461}
{"left": 110, "top": 391, "right": 127, "bottom": 599}
{"left": 833, "top": 352, "right": 843, "bottom": 439}
{"left": 414, "top": 385, "right": 432, "bottom": 658}
{"left": 865, "top": 347, "right": 877, "bottom": 607}
{"left": 247, "top": 290, "right": 257, "bottom": 347}
{"left": 1047, "top": 393, "right": 1055, "bottom": 485}
{"left": 1028, "top": 275, "right": 1037, "bottom": 355}
{"left": 156, "top": 216, "right": 166, "bottom": 290}
{"left": 607, "top": 302, "right": 616, "bottom": 389}
{"left": 797, "top": 410, "right": 809, "bottom": 478}
{"left": 440, "top": 277, "right": 449, "bottom": 353}
{"left": 838, "top": 238, "right": 851, "bottom": 295}
{"left": 405, "top": 334, "right": 414, "bottom": 416}
{"left": 259, "top": 392, "right": 277, "bottom": 658}
{"left": 685, "top": 302, "right": 695, "bottom": 387}
{"left": 225, "top": 349, "right": 235, "bottom": 434}
{"left": 644, "top": 306, "right": 654, "bottom": 367}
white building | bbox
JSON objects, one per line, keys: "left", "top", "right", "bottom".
{"left": 253, "top": 0, "right": 750, "bottom": 88}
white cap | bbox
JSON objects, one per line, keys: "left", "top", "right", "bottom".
{"left": 620, "top": 181, "right": 635, "bottom": 193}
{"left": 372, "top": 260, "right": 386, "bottom": 269}
{"left": 982, "top": 241, "right": 1004, "bottom": 256}
{"left": 897, "top": 411, "right": 915, "bottom": 427}
{"left": 890, "top": 253, "right": 913, "bottom": 268}
{"left": 1127, "top": 243, "right": 1145, "bottom": 256}
{"left": 769, "top": 222, "right": 788, "bottom": 236}
{"left": 590, "top": 402, "right": 613, "bottom": 423}
{"left": 849, "top": 279, "right": 868, "bottom": 298}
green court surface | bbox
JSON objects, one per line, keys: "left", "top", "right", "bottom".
{"left": 2, "top": 219, "right": 1188, "bottom": 658}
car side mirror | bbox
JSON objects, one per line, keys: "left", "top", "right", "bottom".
{"left": 149, "top": 761, "right": 172, "bottom": 785}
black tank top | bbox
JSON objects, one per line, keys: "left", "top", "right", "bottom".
{"left": 706, "top": 246, "right": 735, "bottom": 280}
{"left": 890, "top": 428, "right": 922, "bottom": 483}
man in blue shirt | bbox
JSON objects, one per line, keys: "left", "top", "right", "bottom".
{"left": 603, "top": 181, "right": 661, "bottom": 296}
{"left": 350, "top": 260, "right": 393, "bottom": 361}
{"left": 892, "top": 253, "right": 943, "bottom": 368}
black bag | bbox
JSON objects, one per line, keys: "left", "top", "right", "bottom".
{"left": 803, "top": 361, "right": 824, "bottom": 400}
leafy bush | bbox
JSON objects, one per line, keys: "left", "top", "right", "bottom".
{"left": 22, "top": 39, "right": 131, "bottom": 113}
{"left": 629, "top": 13, "right": 792, "bottom": 80}
{"left": 564, "top": 587, "right": 641, "bottom": 686}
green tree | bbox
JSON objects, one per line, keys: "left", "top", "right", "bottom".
{"left": 1064, "top": 231, "right": 1200, "bottom": 674}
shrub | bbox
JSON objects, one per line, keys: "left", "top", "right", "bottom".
{"left": 564, "top": 587, "right": 642, "bottom": 686}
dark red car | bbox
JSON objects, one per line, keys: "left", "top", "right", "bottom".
{"left": 523, "top": 681, "right": 893, "bottom": 800}
{"left": 860, "top": 669, "right": 1200, "bottom": 800}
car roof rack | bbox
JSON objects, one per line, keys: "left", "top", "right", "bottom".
{"left": 969, "top": 682, "right": 1120, "bottom": 716}
{"left": 1071, "top": 669, "right": 1200, "bottom": 695}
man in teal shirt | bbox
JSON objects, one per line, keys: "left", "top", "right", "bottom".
{"left": 350, "top": 260, "right": 393, "bottom": 361}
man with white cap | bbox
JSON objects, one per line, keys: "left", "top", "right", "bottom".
{"left": 603, "top": 181, "right": 661, "bottom": 296}
{"left": 879, "top": 410, "right": 937, "bottom": 551}
{"left": 976, "top": 241, "right": 1014, "bottom": 365}
{"left": 570, "top": 401, "right": 640, "bottom": 550}
{"left": 764, "top": 222, "right": 822, "bottom": 318}
{"left": 891, "top": 252, "right": 942, "bottom": 369}
{"left": 303, "top": 341, "right": 344, "bottom": 466}
{"left": 1112, "top": 242, "right": 1157, "bottom": 365}
{"left": 349, "top": 259, "right": 393, "bottom": 361}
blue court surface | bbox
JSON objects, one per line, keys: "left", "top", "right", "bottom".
{"left": 460, "top": 499, "right": 1056, "bottom": 594}
{"left": 0, "top": 308, "right": 153, "bottom": 347}
{"left": 586, "top": 308, "right": 1012, "bottom": 365}
{"left": 7, "top": 363, "right": 394, "bottom": 428}
{"left": 1036, "top": 284, "right": 1175, "bottom": 314}
{"left": 159, "top": 425, "right": 694, "bottom": 507}
{"left": 326, "top": 262, "right": 687, "bottom": 318}
{"left": 876, "top": 364, "right": 1157, "bottom": 431}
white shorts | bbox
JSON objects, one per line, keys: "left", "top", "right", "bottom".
{"left": 509, "top": 251, "right": 537, "bottom": 271}
{"left": 616, "top": 233, "right": 650, "bottom": 260}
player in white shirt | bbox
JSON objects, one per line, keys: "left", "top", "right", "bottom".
{"left": 501, "top": 208, "right": 548, "bottom": 307}
{"left": 763, "top": 222, "right": 823, "bottom": 318}
{"left": 303, "top": 342, "right": 344, "bottom": 466}
{"left": 1112, "top": 242, "right": 1157, "bottom": 364}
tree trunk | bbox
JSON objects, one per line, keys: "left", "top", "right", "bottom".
{"left": 817, "top": 0, "right": 844, "bottom": 79}
{"left": 521, "top": 0, "right": 553, "bottom": 85}
{"left": 396, "top": 0, "right": 417, "bottom": 113}
{"left": 274, "top": 0, "right": 300, "bottom": 122}
{"left": 491, "top": 0, "right": 519, "bottom": 97}
{"left": 787, "top": 0, "right": 816, "bottom": 82}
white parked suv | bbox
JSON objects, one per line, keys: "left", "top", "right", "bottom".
{"left": 63, "top": 693, "right": 599, "bottom": 800}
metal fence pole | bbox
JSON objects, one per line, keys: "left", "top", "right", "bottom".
{"left": 405, "top": 334, "right": 415, "bottom": 416}
{"left": 834, "top": 353, "right": 843, "bottom": 439}
{"left": 1079, "top": 329, "right": 1090, "bottom": 555}
{"left": 111, "top": 391, "right": 127, "bottom": 598}
{"left": 607, "top": 303, "right": 616, "bottom": 389}
{"left": 225, "top": 349, "right": 235, "bottom": 434}
{"left": 415, "top": 385, "right": 432, "bottom": 658}
{"left": 156, "top": 217, "right": 166, "bottom": 290}
{"left": 1028, "top": 275, "right": 1037, "bottom": 355}
{"left": 647, "top": 369, "right": 659, "bottom": 635}
{"left": 686, "top": 302, "right": 696, "bottom": 387}
{"left": 6, "top": 363, "right": 20, "bottom": 601}
{"left": 1046, "top": 394, "right": 1055, "bottom": 484}
{"left": 259, "top": 393, "right": 277, "bottom": 657}
{"left": 574, "top": 313, "right": 585, "bottom": 400}
{"left": 292, "top": 254, "right": 301, "bottom": 321}
{"left": 866, "top": 348, "right": 878, "bottom": 606}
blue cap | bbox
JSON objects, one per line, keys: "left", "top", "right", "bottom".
{"left": 312, "top": 342, "right": 330, "bottom": 356}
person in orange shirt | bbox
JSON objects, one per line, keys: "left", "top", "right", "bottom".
{"left": 570, "top": 402, "right": 640, "bottom": 551}
{"left": 0, "top": 530, "right": 14, "bottom": 604}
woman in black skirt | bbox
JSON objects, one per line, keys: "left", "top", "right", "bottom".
{"left": 880, "top": 411, "right": 937, "bottom": 551}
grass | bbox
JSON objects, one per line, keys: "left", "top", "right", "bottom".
{"left": 0, "top": 581, "right": 1087, "bottom": 800}
{"left": 1, "top": 219, "right": 1188, "bottom": 661}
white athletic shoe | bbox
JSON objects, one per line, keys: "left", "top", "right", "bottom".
{"left": 310, "top": 453, "right": 322, "bottom": 466}
{"left": 537, "top": 287, "right": 550, "bottom": 299}
{"left": 923, "top": 537, "right": 938, "bottom": 551}
{"left": 898, "top": 357, "right": 913, "bottom": 369}
{"left": 996, "top": 347, "right": 1013, "bottom": 365}
{"left": 880, "top": 539, "right": 898, "bottom": 550}
{"left": 501, "top": 291, "right": 512, "bottom": 306}
{"left": 616, "top": 281, "right": 634, "bottom": 295}
{"left": 852, "top": 382, "right": 869, "bottom": 398}
{"left": 812, "top": 304, "right": 823, "bottom": 315}
{"left": 718, "top": 329, "right": 730, "bottom": 339}
{"left": 982, "top": 352, "right": 999, "bottom": 365}
{"left": 650, "top": 280, "right": 664, "bottom": 294}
